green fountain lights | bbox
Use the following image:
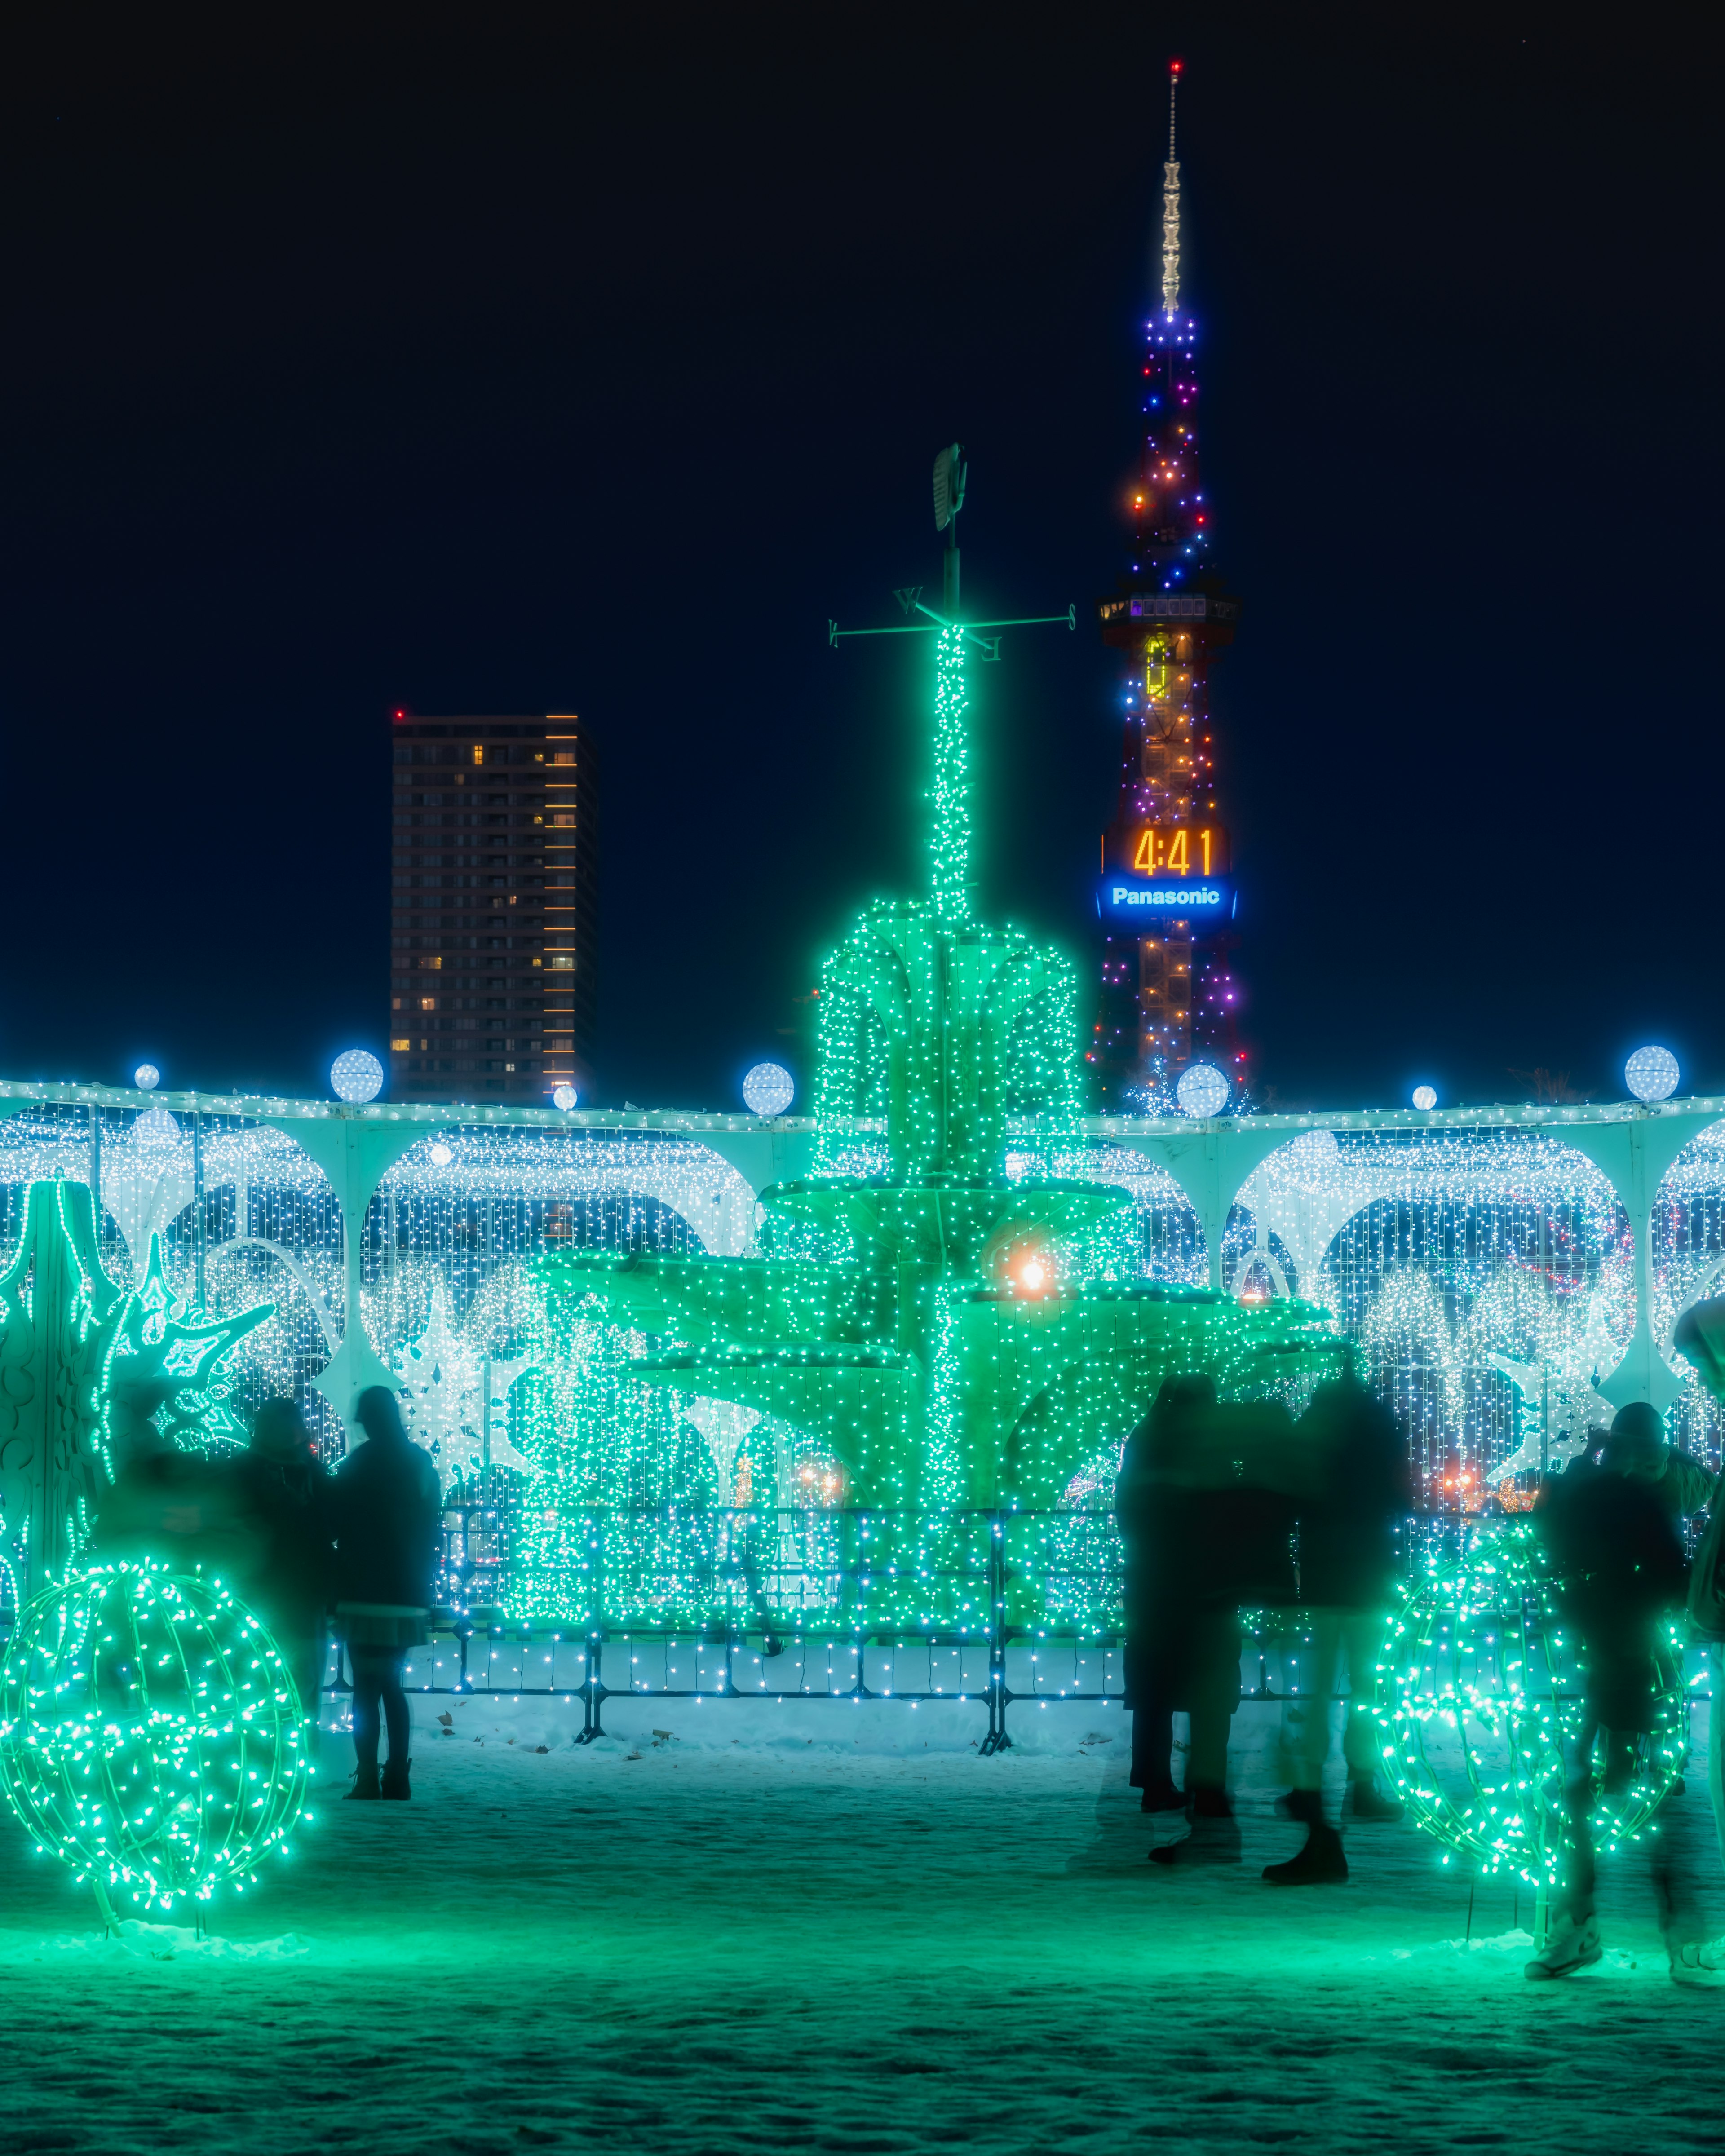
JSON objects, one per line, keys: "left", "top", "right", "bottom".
{"left": 533, "top": 493, "right": 1340, "bottom": 1568}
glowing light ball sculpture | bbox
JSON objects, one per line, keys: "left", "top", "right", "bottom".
{"left": 1175, "top": 1062, "right": 1230, "bottom": 1118}
{"left": 742, "top": 1062, "right": 794, "bottom": 1118}
{"left": 1624, "top": 1046, "right": 1679, "bottom": 1103}
{"left": 133, "top": 1064, "right": 160, "bottom": 1091}
{"left": 0, "top": 1561, "right": 311, "bottom": 1921}
{"left": 553, "top": 1083, "right": 579, "bottom": 1111}
{"left": 1376, "top": 1523, "right": 1684, "bottom": 1900}
{"left": 1412, "top": 1085, "right": 1437, "bottom": 1111}
{"left": 331, "top": 1049, "right": 384, "bottom": 1104}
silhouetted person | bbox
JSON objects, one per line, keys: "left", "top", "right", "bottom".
{"left": 1119, "top": 1377, "right": 1297, "bottom": 1865}
{"left": 1526, "top": 1406, "right": 1703, "bottom": 1981}
{"left": 328, "top": 1386, "right": 442, "bottom": 1801}
{"left": 1674, "top": 1299, "right": 1725, "bottom": 1882}
{"left": 95, "top": 1374, "right": 262, "bottom": 1579}
{"left": 1603, "top": 1398, "right": 1718, "bottom": 1523}
{"left": 1117, "top": 1378, "right": 1188, "bottom": 1816}
{"left": 1268, "top": 1370, "right": 1411, "bottom": 1887}
{"left": 231, "top": 1399, "right": 332, "bottom": 1738}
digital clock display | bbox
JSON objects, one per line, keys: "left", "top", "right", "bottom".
{"left": 1131, "top": 826, "right": 1227, "bottom": 875}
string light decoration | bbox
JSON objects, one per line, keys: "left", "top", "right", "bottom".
{"left": 931, "top": 624, "right": 973, "bottom": 924}
{"left": 1374, "top": 1522, "right": 1685, "bottom": 1890}
{"left": 1234, "top": 1130, "right": 1636, "bottom": 1521}
{"left": 0, "top": 1181, "right": 274, "bottom": 1592}
{"left": 536, "top": 530, "right": 1341, "bottom": 1565}
{"left": 1093, "top": 61, "right": 1244, "bottom": 1107}
{"left": 4, "top": 1074, "right": 1725, "bottom": 1639}
{"left": 0, "top": 1560, "right": 311, "bottom": 1918}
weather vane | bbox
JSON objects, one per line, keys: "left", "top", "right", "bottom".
{"left": 827, "top": 445, "right": 1075, "bottom": 661}
{"left": 828, "top": 449, "right": 1075, "bottom": 923}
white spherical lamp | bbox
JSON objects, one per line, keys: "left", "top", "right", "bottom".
{"left": 429, "top": 1142, "right": 454, "bottom": 1168}
{"left": 330, "top": 1050, "right": 384, "bottom": 1104}
{"left": 1412, "top": 1085, "right": 1437, "bottom": 1111}
{"left": 552, "top": 1084, "right": 578, "bottom": 1111}
{"left": 133, "top": 1105, "right": 181, "bottom": 1149}
{"left": 1175, "top": 1063, "right": 1230, "bottom": 1119}
{"left": 1625, "top": 1046, "right": 1679, "bottom": 1103}
{"left": 742, "top": 1063, "right": 794, "bottom": 1118}
{"left": 1285, "top": 1128, "right": 1340, "bottom": 1169}
{"left": 133, "top": 1064, "right": 160, "bottom": 1092}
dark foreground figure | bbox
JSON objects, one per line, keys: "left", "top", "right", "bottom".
{"left": 1118, "top": 1377, "right": 1298, "bottom": 1868}
{"left": 232, "top": 1399, "right": 331, "bottom": 1733}
{"left": 1527, "top": 1405, "right": 1714, "bottom": 1984}
{"left": 1270, "top": 1370, "right": 1410, "bottom": 1887}
{"left": 1673, "top": 1299, "right": 1725, "bottom": 1878}
{"left": 329, "top": 1386, "right": 442, "bottom": 1800}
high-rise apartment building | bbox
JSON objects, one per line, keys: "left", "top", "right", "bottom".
{"left": 389, "top": 713, "right": 597, "bottom": 1104}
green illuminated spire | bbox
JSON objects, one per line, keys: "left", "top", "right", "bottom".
{"left": 930, "top": 624, "right": 973, "bottom": 922}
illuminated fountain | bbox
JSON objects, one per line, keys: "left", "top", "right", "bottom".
{"left": 546, "top": 548, "right": 1338, "bottom": 1516}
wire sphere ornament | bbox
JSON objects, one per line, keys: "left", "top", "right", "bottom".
{"left": 1624, "top": 1045, "right": 1679, "bottom": 1103}
{"left": 1374, "top": 1522, "right": 1685, "bottom": 1889}
{"left": 741, "top": 1062, "right": 794, "bottom": 1118}
{"left": 330, "top": 1048, "right": 384, "bottom": 1103}
{"left": 1175, "top": 1062, "right": 1230, "bottom": 1118}
{"left": 0, "top": 1562, "right": 312, "bottom": 1919}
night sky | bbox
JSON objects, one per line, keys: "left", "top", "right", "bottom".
{"left": 2, "top": 8, "right": 1719, "bottom": 1114}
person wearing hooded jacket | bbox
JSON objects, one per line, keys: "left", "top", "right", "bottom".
{"left": 327, "top": 1386, "right": 442, "bottom": 1800}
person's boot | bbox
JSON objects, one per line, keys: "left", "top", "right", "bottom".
{"left": 1523, "top": 1912, "right": 1601, "bottom": 1979}
{"left": 1263, "top": 1788, "right": 1348, "bottom": 1885}
{"left": 346, "top": 1760, "right": 381, "bottom": 1800}
{"left": 1667, "top": 1940, "right": 1722, "bottom": 1988}
{"left": 1149, "top": 1782, "right": 1240, "bottom": 1866}
{"left": 380, "top": 1755, "right": 412, "bottom": 1801}
{"left": 1139, "top": 1778, "right": 1185, "bottom": 1814}
{"left": 1346, "top": 1768, "right": 1403, "bottom": 1823}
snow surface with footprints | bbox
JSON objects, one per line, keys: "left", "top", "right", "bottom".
{"left": 4, "top": 1692, "right": 1724, "bottom": 2155}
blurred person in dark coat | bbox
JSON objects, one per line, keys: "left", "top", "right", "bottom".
{"left": 95, "top": 1374, "right": 262, "bottom": 1581}
{"left": 231, "top": 1399, "right": 331, "bottom": 1740}
{"left": 1602, "top": 1398, "right": 1718, "bottom": 1523}
{"left": 1119, "top": 1377, "right": 1298, "bottom": 1866}
{"left": 1267, "top": 1370, "right": 1411, "bottom": 1888}
{"left": 329, "top": 1386, "right": 442, "bottom": 1801}
{"left": 1525, "top": 1405, "right": 1705, "bottom": 1982}
{"left": 1674, "top": 1300, "right": 1725, "bottom": 1894}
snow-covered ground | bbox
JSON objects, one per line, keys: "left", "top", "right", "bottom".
{"left": 5, "top": 1693, "right": 1724, "bottom": 2156}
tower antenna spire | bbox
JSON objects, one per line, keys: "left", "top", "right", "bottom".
{"left": 1161, "top": 59, "right": 1182, "bottom": 319}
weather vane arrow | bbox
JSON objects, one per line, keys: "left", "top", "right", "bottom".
{"left": 827, "top": 444, "right": 1074, "bottom": 659}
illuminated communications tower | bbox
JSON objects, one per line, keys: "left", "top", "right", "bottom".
{"left": 1091, "top": 61, "right": 1243, "bottom": 1109}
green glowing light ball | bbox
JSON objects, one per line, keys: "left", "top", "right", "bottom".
{"left": 0, "top": 1561, "right": 312, "bottom": 1909}
{"left": 1375, "top": 1522, "right": 1685, "bottom": 1886}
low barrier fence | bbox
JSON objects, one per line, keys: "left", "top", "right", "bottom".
{"left": 312, "top": 1502, "right": 1540, "bottom": 1751}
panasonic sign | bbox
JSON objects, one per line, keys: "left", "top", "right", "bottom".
{"left": 1096, "top": 875, "right": 1236, "bottom": 925}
